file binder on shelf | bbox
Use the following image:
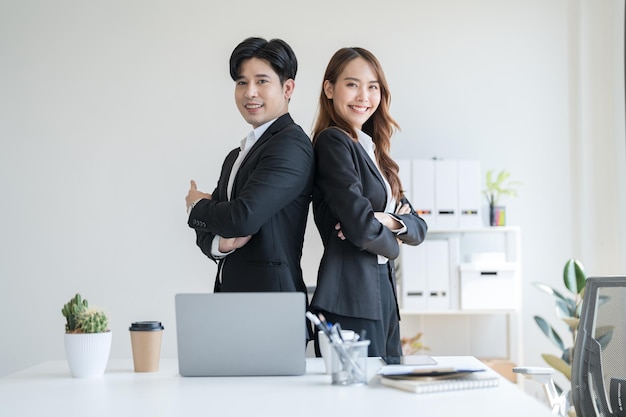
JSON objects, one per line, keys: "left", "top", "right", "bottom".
{"left": 399, "top": 239, "right": 452, "bottom": 312}
{"left": 400, "top": 243, "right": 427, "bottom": 311}
{"left": 407, "top": 158, "right": 482, "bottom": 230}
{"left": 434, "top": 159, "right": 458, "bottom": 229}
{"left": 425, "top": 239, "right": 451, "bottom": 311}
{"left": 411, "top": 159, "right": 435, "bottom": 228}
{"left": 457, "top": 160, "right": 482, "bottom": 228}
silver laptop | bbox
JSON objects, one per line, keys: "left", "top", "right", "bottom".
{"left": 175, "top": 292, "right": 306, "bottom": 377}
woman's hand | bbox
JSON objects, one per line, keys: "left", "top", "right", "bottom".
{"left": 395, "top": 202, "right": 410, "bottom": 215}
{"left": 336, "top": 202, "right": 411, "bottom": 240}
{"left": 374, "top": 202, "right": 410, "bottom": 229}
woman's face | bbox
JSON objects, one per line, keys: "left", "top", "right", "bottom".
{"left": 234, "top": 57, "right": 294, "bottom": 129}
{"left": 324, "top": 57, "right": 381, "bottom": 132}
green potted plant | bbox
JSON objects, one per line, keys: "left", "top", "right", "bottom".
{"left": 483, "top": 169, "right": 520, "bottom": 226}
{"left": 62, "top": 293, "right": 112, "bottom": 378}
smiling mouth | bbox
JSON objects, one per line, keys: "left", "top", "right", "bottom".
{"left": 349, "top": 105, "right": 369, "bottom": 113}
{"left": 245, "top": 103, "right": 263, "bottom": 110}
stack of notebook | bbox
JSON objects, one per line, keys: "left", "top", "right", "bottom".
{"left": 377, "top": 356, "right": 499, "bottom": 394}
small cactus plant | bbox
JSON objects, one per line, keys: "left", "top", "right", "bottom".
{"left": 62, "top": 293, "right": 109, "bottom": 333}
{"left": 62, "top": 293, "right": 89, "bottom": 332}
{"left": 76, "top": 308, "right": 109, "bottom": 333}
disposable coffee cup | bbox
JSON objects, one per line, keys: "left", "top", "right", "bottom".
{"left": 129, "top": 321, "right": 164, "bottom": 372}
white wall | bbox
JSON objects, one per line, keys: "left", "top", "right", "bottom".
{"left": 1, "top": 0, "right": 624, "bottom": 386}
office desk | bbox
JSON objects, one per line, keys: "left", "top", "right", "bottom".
{"left": 1, "top": 356, "right": 552, "bottom": 417}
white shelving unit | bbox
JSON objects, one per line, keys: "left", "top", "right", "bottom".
{"left": 397, "top": 226, "right": 522, "bottom": 371}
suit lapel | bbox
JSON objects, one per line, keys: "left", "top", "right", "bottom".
{"left": 241, "top": 113, "right": 293, "bottom": 167}
{"left": 229, "top": 113, "right": 294, "bottom": 197}
{"left": 220, "top": 149, "right": 240, "bottom": 201}
{"left": 355, "top": 140, "right": 388, "bottom": 204}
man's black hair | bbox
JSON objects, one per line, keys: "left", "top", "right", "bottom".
{"left": 229, "top": 37, "right": 298, "bottom": 84}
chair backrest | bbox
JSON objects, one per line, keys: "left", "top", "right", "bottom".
{"left": 572, "top": 276, "right": 626, "bottom": 417}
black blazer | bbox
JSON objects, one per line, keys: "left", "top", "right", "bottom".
{"left": 310, "top": 127, "right": 427, "bottom": 320}
{"left": 188, "top": 113, "right": 314, "bottom": 295}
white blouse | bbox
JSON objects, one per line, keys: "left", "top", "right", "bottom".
{"left": 356, "top": 130, "right": 405, "bottom": 264}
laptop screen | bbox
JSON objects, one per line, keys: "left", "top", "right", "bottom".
{"left": 175, "top": 292, "right": 306, "bottom": 377}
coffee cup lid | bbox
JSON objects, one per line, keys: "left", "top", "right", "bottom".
{"left": 129, "top": 321, "right": 164, "bottom": 331}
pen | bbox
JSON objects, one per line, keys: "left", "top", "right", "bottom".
{"left": 306, "top": 311, "right": 333, "bottom": 339}
{"left": 318, "top": 313, "right": 335, "bottom": 339}
{"left": 332, "top": 323, "right": 344, "bottom": 342}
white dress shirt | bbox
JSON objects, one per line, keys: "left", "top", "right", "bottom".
{"left": 210, "top": 119, "right": 276, "bottom": 257}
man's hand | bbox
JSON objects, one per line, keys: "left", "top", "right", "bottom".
{"left": 186, "top": 180, "right": 212, "bottom": 212}
{"left": 218, "top": 235, "right": 252, "bottom": 252}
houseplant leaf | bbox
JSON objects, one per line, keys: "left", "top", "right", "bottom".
{"left": 534, "top": 316, "right": 565, "bottom": 350}
{"left": 562, "top": 317, "right": 579, "bottom": 333}
{"left": 541, "top": 353, "right": 572, "bottom": 380}
{"left": 533, "top": 282, "right": 576, "bottom": 316}
{"left": 534, "top": 282, "right": 570, "bottom": 304}
{"left": 563, "top": 258, "right": 587, "bottom": 295}
{"left": 561, "top": 347, "right": 574, "bottom": 366}
{"left": 555, "top": 297, "right": 577, "bottom": 318}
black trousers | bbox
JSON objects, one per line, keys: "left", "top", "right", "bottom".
{"left": 314, "top": 263, "right": 402, "bottom": 358}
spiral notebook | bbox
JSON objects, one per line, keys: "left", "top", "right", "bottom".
{"left": 379, "top": 371, "right": 499, "bottom": 394}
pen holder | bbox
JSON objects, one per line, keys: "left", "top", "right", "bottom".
{"left": 319, "top": 330, "right": 356, "bottom": 374}
{"left": 329, "top": 339, "right": 370, "bottom": 385}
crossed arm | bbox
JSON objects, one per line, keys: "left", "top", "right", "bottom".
{"left": 335, "top": 202, "right": 410, "bottom": 241}
{"left": 185, "top": 180, "right": 251, "bottom": 253}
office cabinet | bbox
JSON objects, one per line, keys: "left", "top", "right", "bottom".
{"left": 402, "top": 159, "right": 482, "bottom": 230}
{"left": 397, "top": 227, "right": 522, "bottom": 371}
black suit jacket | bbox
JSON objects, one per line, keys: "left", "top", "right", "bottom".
{"left": 188, "top": 113, "right": 314, "bottom": 295}
{"left": 310, "top": 127, "right": 427, "bottom": 320}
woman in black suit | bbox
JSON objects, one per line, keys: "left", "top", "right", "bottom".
{"left": 310, "top": 47, "right": 427, "bottom": 357}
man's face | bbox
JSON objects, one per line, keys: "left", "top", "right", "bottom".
{"left": 234, "top": 57, "right": 294, "bottom": 128}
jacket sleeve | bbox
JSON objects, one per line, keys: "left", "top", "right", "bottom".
{"left": 194, "top": 184, "right": 221, "bottom": 262}
{"left": 393, "top": 197, "right": 428, "bottom": 246}
{"left": 188, "top": 127, "right": 313, "bottom": 238}
{"left": 314, "top": 129, "right": 400, "bottom": 259}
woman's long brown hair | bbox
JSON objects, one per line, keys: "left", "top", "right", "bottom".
{"left": 312, "top": 47, "right": 403, "bottom": 201}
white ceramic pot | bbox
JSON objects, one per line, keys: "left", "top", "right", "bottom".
{"left": 64, "top": 331, "right": 112, "bottom": 378}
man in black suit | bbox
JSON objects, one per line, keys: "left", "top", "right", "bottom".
{"left": 185, "top": 37, "right": 313, "bottom": 297}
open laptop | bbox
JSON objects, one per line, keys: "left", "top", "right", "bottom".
{"left": 175, "top": 292, "right": 306, "bottom": 377}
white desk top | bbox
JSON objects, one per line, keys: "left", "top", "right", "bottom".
{"left": 1, "top": 356, "right": 552, "bottom": 417}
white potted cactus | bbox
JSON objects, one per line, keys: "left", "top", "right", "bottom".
{"left": 62, "top": 293, "right": 112, "bottom": 378}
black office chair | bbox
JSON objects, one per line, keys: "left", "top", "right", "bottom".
{"left": 571, "top": 276, "right": 624, "bottom": 417}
